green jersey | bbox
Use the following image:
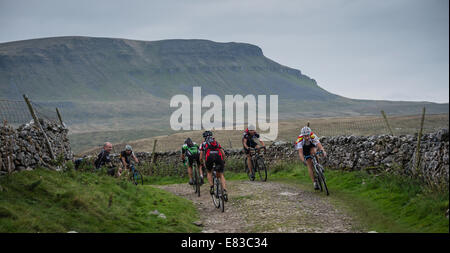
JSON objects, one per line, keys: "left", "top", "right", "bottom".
{"left": 182, "top": 143, "right": 199, "bottom": 156}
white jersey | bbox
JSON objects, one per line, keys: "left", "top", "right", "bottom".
{"left": 295, "top": 132, "right": 320, "bottom": 150}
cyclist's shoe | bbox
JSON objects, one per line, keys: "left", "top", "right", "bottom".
{"left": 210, "top": 186, "right": 214, "bottom": 195}
{"left": 314, "top": 181, "right": 319, "bottom": 190}
{"left": 223, "top": 190, "right": 228, "bottom": 202}
{"left": 251, "top": 172, "right": 255, "bottom": 180}
{"left": 189, "top": 178, "right": 194, "bottom": 185}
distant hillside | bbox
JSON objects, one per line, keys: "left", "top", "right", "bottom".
{"left": 0, "top": 36, "right": 448, "bottom": 132}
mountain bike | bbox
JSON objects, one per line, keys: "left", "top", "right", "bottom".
{"left": 128, "top": 162, "right": 144, "bottom": 185}
{"left": 244, "top": 147, "right": 267, "bottom": 182}
{"left": 210, "top": 164, "right": 225, "bottom": 213}
{"left": 305, "top": 150, "right": 329, "bottom": 196}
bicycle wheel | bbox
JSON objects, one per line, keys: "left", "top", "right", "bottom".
{"left": 192, "top": 165, "right": 197, "bottom": 192}
{"left": 194, "top": 166, "right": 201, "bottom": 197}
{"left": 256, "top": 157, "right": 267, "bottom": 182}
{"left": 131, "top": 169, "right": 144, "bottom": 185}
{"left": 217, "top": 178, "right": 225, "bottom": 213}
{"left": 317, "top": 165, "right": 329, "bottom": 196}
{"left": 211, "top": 175, "right": 220, "bottom": 208}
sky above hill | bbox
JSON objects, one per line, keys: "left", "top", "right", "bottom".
{"left": 0, "top": 0, "right": 448, "bottom": 103}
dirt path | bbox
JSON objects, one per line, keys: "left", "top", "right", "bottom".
{"left": 155, "top": 180, "right": 364, "bottom": 233}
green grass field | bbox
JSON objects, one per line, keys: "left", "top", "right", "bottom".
{"left": 0, "top": 167, "right": 201, "bottom": 233}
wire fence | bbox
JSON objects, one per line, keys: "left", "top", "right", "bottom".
{"left": 307, "top": 114, "right": 448, "bottom": 137}
{"left": 0, "top": 98, "right": 60, "bottom": 128}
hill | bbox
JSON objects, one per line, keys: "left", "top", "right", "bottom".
{"left": 1, "top": 36, "right": 448, "bottom": 153}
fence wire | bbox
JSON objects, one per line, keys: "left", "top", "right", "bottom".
{"left": 0, "top": 99, "right": 60, "bottom": 127}
{"left": 309, "top": 114, "right": 448, "bottom": 137}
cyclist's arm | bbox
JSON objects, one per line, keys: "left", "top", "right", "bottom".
{"left": 220, "top": 148, "right": 226, "bottom": 161}
{"left": 132, "top": 153, "right": 139, "bottom": 164}
{"left": 121, "top": 156, "right": 127, "bottom": 168}
{"left": 298, "top": 148, "right": 305, "bottom": 162}
{"left": 259, "top": 139, "right": 265, "bottom": 148}
{"left": 316, "top": 142, "right": 326, "bottom": 157}
{"left": 199, "top": 150, "right": 204, "bottom": 164}
{"left": 242, "top": 137, "right": 249, "bottom": 149}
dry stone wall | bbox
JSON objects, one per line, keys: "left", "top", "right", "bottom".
{"left": 104, "top": 129, "right": 449, "bottom": 186}
{"left": 0, "top": 119, "right": 73, "bottom": 174}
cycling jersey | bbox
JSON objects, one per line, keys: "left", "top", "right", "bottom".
{"left": 120, "top": 150, "right": 134, "bottom": 165}
{"left": 94, "top": 150, "right": 111, "bottom": 169}
{"left": 295, "top": 132, "right": 320, "bottom": 150}
{"left": 242, "top": 131, "right": 260, "bottom": 148}
{"left": 182, "top": 143, "right": 200, "bottom": 156}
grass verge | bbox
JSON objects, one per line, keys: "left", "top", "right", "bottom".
{"left": 0, "top": 168, "right": 201, "bottom": 233}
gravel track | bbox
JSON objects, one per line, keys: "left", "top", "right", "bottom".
{"left": 155, "top": 180, "right": 363, "bottom": 233}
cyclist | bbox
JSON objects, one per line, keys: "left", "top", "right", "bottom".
{"left": 200, "top": 135, "right": 228, "bottom": 201}
{"left": 242, "top": 124, "right": 265, "bottom": 180}
{"left": 118, "top": 144, "right": 139, "bottom": 177}
{"left": 181, "top": 137, "right": 204, "bottom": 185}
{"left": 295, "top": 126, "right": 327, "bottom": 190}
{"left": 94, "top": 142, "right": 113, "bottom": 170}
{"left": 200, "top": 130, "right": 213, "bottom": 167}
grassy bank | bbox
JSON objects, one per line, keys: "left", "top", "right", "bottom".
{"left": 0, "top": 168, "right": 201, "bottom": 233}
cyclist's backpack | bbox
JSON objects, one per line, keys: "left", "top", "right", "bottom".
{"left": 205, "top": 137, "right": 220, "bottom": 158}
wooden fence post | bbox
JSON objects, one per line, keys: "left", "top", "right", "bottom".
{"left": 23, "top": 94, "right": 56, "bottom": 160}
{"left": 381, "top": 110, "right": 394, "bottom": 136}
{"left": 415, "top": 107, "right": 426, "bottom": 173}
{"left": 151, "top": 139, "right": 158, "bottom": 164}
{"left": 55, "top": 107, "right": 64, "bottom": 126}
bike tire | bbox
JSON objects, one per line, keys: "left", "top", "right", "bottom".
{"left": 192, "top": 165, "right": 199, "bottom": 196}
{"left": 217, "top": 178, "right": 225, "bottom": 213}
{"left": 211, "top": 176, "right": 220, "bottom": 208}
{"left": 195, "top": 167, "right": 201, "bottom": 197}
{"left": 317, "top": 165, "right": 329, "bottom": 196}
{"left": 256, "top": 157, "right": 267, "bottom": 182}
{"left": 132, "top": 169, "right": 144, "bottom": 185}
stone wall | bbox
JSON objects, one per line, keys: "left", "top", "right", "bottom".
{"left": 0, "top": 119, "right": 73, "bottom": 174}
{"left": 102, "top": 129, "right": 449, "bottom": 186}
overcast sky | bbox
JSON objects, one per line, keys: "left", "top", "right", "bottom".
{"left": 0, "top": 0, "right": 448, "bottom": 103}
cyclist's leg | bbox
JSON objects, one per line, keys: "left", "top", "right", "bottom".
{"left": 305, "top": 158, "right": 315, "bottom": 183}
{"left": 205, "top": 156, "right": 214, "bottom": 187}
{"left": 187, "top": 155, "right": 193, "bottom": 182}
{"left": 304, "top": 147, "right": 315, "bottom": 183}
{"left": 245, "top": 147, "right": 253, "bottom": 173}
{"left": 216, "top": 158, "right": 227, "bottom": 191}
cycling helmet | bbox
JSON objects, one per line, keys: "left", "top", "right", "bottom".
{"left": 202, "top": 130, "right": 213, "bottom": 138}
{"left": 301, "top": 126, "right": 311, "bottom": 136}
{"left": 185, "top": 137, "right": 193, "bottom": 147}
{"left": 125, "top": 144, "right": 132, "bottom": 151}
{"left": 248, "top": 124, "right": 256, "bottom": 131}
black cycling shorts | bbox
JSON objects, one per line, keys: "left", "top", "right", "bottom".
{"left": 187, "top": 153, "right": 201, "bottom": 167}
{"left": 205, "top": 152, "right": 224, "bottom": 173}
